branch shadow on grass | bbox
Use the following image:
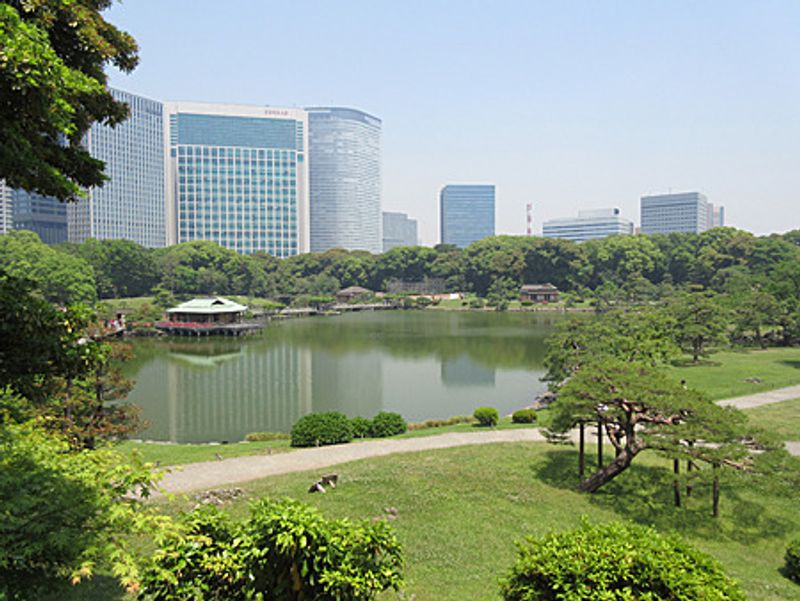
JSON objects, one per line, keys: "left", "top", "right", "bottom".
{"left": 531, "top": 447, "right": 794, "bottom": 544}
{"left": 780, "top": 360, "right": 800, "bottom": 370}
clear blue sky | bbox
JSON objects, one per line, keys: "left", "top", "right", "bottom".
{"left": 107, "top": 1, "right": 800, "bottom": 244}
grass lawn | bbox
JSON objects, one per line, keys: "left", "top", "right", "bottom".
{"left": 745, "top": 397, "right": 800, "bottom": 441}
{"left": 670, "top": 347, "right": 800, "bottom": 400}
{"left": 62, "top": 442, "right": 800, "bottom": 600}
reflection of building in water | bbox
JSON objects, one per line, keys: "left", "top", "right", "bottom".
{"left": 311, "top": 352, "right": 383, "bottom": 418}
{"left": 440, "top": 355, "right": 495, "bottom": 387}
{"left": 128, "top": 343, "right": 312, "bottom": 443}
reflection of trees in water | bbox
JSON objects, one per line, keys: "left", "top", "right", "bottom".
{"left": 441, "top": 356, "right": 495, "bottom": 387}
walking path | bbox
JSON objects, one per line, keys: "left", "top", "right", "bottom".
{"left": 156, "top": 386, "right": 800, "bottom": 495}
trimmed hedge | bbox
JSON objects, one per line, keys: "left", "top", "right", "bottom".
{"left": 350, "top": 416, "right": 372, "bottom": 438}
{"left": 370, "top": 412, "right": 407, "bottom": 438}
{"left": 786, "top": 536, "right": 800, "bottom": 583}
{"left": 291, "top": 412, "right": 353, "bottom": 447}
{"left": 511, "top": 409, "right": 537, "bottom": 424}
{"left": 501, "top": 520, "right": 745, "bottom": 600}
{"left": 473, "top": 406, "right": 499, "bottom": 427}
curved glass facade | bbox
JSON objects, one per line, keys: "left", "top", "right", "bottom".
{"left": 307, "top": 107, "right": 382, "bottom": 254}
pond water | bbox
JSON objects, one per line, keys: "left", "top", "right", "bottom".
{"left": 123, "top": 311, "right": 561, "bottom": 443}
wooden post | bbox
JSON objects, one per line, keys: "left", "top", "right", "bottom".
{"left": 712, "top": 463, "right": 720, "bottom": 518}
{"left": 673, "top": 459, "right": 681, "bottom": 508}
{"left": 578, "top": 421, "right": 585, "bottom": 478}
{"left": 686, "top": 440, "right": 694, "bottom": 497}
{"left": 596, "top": 421, "right": 603, "bottom": 469}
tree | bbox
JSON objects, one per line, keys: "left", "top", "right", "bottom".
{"left": 500, "top": 520, "right": 745, "bottom": 600}
{"left": 0, "top": 1, "right": 138, "bottom": 201}
{"left": 667, "top": 289, "right": 729, "bottom": 362}
{"left": 69, "top": 239, "right": 159, "bottom": 299}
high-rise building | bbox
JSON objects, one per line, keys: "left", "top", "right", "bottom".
{"left": 68, "top": 88, "right": 166, "bottom": 247}
{"left": 440, "top": 184, "right": 495, "bottom": 247}
{"left": 382, "top": 211, "right": 418, "bottom": 251}
{"left": 307, "top": 107, "right": 382, "bottom": 254}
{"left": 165, "top": 102, "right": 309, "bottom": 256}
{"left": 640, "top": 192, "right": 711, "bottom": 234}
{"left": 708, "top": 203, "right": 725, "bottom": 228}
{"left": 542, "top": 208, "right": 634, "bottom": 242}
{"left": 12, "top": 188, "right": 68, "bottom": 244}
{"left": 0, "top": 181, "right": 12, "bottom": 235}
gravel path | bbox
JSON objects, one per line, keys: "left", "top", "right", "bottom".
{"left": 156, "top": 385, "right": 800, "bottom": 495}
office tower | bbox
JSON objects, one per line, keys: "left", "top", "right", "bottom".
{"left": 165, "top": 102, "right": 309, "bottom": 256}
{"left": 542, "top": 208, "right": 634, "bottom": 242}
{"left": 0, "top": 181, "right": 12, "bottom": 235}
{"left": 640, "top": 192, "right": 710, "bottom": 234}
{"left": 382, "top": 211, "right": 418, "bottom": 251}
{"left": 68, "top": 88, "right": 166, "bottom": 247}
{"left": 307, "top": 107, "right": 382, "bottom": 254}
{"left": 708, "top": 203, "right": 725, "bottom": 228}
{"left": 12, "top": 188, "right": 68, "bottom": 244}
{"left": 440, "top": 184, "right": 495, "bottom": 247}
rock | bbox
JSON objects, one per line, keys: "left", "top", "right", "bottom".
{"left": 529, "top": 390, "right": 557, "bottom": 410}
{"left": 192, "top": 487, "right": 243, "bottom": 509}
{"left": 745, "top": 377, "right": 764, "bottom": 384}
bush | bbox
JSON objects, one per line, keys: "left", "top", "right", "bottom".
{"left": 291, "top": 412, "right": 353, "bottom": 447}
{"left": 473, "top": 406, "right": 499, "bottom": 427}
{"left": 370, "top": 411, "right": 407, "bottom": 437}
{"left": 244, "top": 431, "right": 290, "bottom": 442}
{"left": 512, "top": 409, "right": 537, "bottom": 424}
{"left": 468, "top": 298, "right": 486, "bottom": 309}
{"left": 139, "top": 498, "right": 404, "bottom": 600}
{"left": 786, "top": 536, "right": 800, "bottom": 583}
{"left": 350, "top": 416, "right": 372, "bottom": 438}
{"left": 500, "top": 520, "right": 745, "bottom": 601}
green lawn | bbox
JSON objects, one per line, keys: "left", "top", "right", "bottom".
{"left": 746, "top": 397, "right": 800, "bottom": 441}
{"left": 670, "top": 347, "right": 800, "bottom": 400}
{"left": 62, "top": 442, "right": 800, "bottom": 600}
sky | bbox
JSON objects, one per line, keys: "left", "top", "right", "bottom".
{"left": 106, "top": 1, "right": 800, "bottom": 245}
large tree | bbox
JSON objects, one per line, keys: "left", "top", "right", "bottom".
{"left": 0, "top": 1, "right": 138, "bottom": 200}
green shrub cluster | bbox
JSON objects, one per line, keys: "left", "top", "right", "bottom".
{"left": 370, "top": 411, "right": 407, "bottom": 437}
{"left": 350, "top": 416, "right": 372, "bottom": 438}
{"left": 290, "top": 412, "right": 353, "bottom": 447}
{"left": 786, "top": 536, "right": 800, "bottom": 583}
{"left": 511, "top": 409, "right": 537, "bottom": 424}
{"left": 138, "top": 498, "right": 404, "bottom": 600}
{"left": 473, "top": 406, "right": 499, "bottom": 427}
{"left": 244, "top": 431, "right": 290, "bottom": 442}
{"left": 500, "top": 520, "right": 745, "bottom": 600}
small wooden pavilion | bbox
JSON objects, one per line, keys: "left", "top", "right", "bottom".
{"left": 519, "top": 283, "right": 560, "bottom": 303}
{"left": 157, "top": 297, "right": 262, "bottom": 336}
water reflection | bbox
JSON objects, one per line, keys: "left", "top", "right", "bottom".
{"left": 124, "top": 312, "right": 558, "bottom": 443}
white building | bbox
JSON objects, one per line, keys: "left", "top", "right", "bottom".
{"left": 542, "top": 208, "right": 633, "bottom": 242}
{"left": 640, "top": 192, "right": 722, "bottom": 235}
{"left": 0, "top": 180, "right": 12, "bottom": 235}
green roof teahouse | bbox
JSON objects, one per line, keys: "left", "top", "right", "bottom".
{"left": 157, "top": 297, "right": 262, "bottom": 336}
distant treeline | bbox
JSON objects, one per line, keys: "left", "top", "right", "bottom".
{"left": 1, "top": 228, "right": 799, "bottom": 307}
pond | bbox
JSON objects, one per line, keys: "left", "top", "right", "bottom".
{"left": 123, "top": 311, "right": 562, "bottom": 443}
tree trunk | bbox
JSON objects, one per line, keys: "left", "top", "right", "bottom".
{"left": 578, "top": 421, "right": 585, "bottom": 478}
{"left": 578, "top": 446, "right": 638, "bottom": 493}
{"left": 686, "top": 441, "right": 694, "bottom": 497}
{"left": 712, "top": 463, "right": 720, "bottom": 517}
{"left": 596, "top": 422, "right": 603, "bottom": 469}
{"left": 673, "top": 459, "right": 681, "bottom": 507}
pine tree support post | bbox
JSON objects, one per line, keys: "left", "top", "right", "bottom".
{"left": 578, "top": 421, "right": 585, "bottom": 478}
{"left": 596, "top": 421, "right": 604, "bottom": 469}
{"left": 673, "top": 458, "right": 681, "bottom": 508}
{"left": 686, "top": 441, "right": 694, "bottom": 498}
{"left": 712, "top": 462, "right": 720, "bottom": 518}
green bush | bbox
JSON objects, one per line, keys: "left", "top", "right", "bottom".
{"left": 511, "top": 409, "right": 537, "bottom": 424}
{"left": 244, "top": 431, "right": 290, "bottom": 442}
{"left": 473, "top": 406, "right": 499, "bottom": 427}
{"left": 520, "top": 300, "right": 533, "bottom": 307}
{"left": 500, "top": 520, "right": 745, "bottom": 601}
{"left": 290, "top": 412, "right": 353, "bottom": 447}
{"left": 468, "top": 298, "right": 486, "bottom": 309}
{"left": 350, "top": 416, "right": 372, "bottom": 438}
{"left": 370, "top": 411, "right": 407, "bottom": 437}
{"left": 786, "top": 536, "right": 800, "bottom": 583}
{"left": 139, "top": 499, "right": 404, "bottom": 600}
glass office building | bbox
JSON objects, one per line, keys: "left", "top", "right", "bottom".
{"left": 0, "top": 181, "right": 12, "bottom": 235}
{"left": 68, "top": 88, "right": 166, "bottom": 247}
{"left": 440, "top": 184, "right": 495, "bottom": 247}
{"left": 165, "top": 102, "right": 309, "bottom": 256}
{"left": 12, "top": 188, "right": 68, "bottom": 244}
{"left": 640, "top": 192, "right": 712, "bottom": 234}
{"left": 307, "top": 107, "right": 382, "bottom": 254}
{"left": 543, "top": 208, "right": 633, "bottom": 242}
{"left": 382, "top": 211, "right": 418, "bottom": 251}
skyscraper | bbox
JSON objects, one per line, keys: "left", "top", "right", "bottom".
{"left": 0, "top": 181, "right": 12, "bottom": 235}
{"left": 543, "top": 208, "right": 633, "bottom": 242}
{"left": 440, "top": 184, "right": 495, "bottom": 247}
{"left": 307, "top": 107, "right": 382, "bottom": 254}
{"left": 382, "top": 211, "right": 418, "bottom": 251}
{"left": 640, "top": 192, "right": 711, "bottom": 234}
{"left": 68, "top": 88, "right": 166, "bottom": 247}
{"left": 708, "top": 203, "right": 725, "bottom": 228}
{"left": 165, "top": 102, "right": 309, "bottom": 256}
{"left": 12, "top": 188, "right": 68, "bottom": 244}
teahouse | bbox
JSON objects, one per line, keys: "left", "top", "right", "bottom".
{"left": 157, "top": 297, "right": 262, "bottom": 336}
{"left": 335, "top": 286, "right": 373, "bottom": 303}
{"left": 519, "top": 283, "right": 560, "bottom": 303}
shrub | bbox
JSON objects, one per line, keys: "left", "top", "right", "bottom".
{"left": 520, "top": 300, "right": 533, "bottom": 307}
{"left": 370, "top": 411, "right": 407, "bottom": 437}
{"left": 350, "top": 416, "right": 372, "bottom": 438}
{"left": 468, "top": 298, "right": 485, "bottom": 309}
{"left": 244, "top": 431, "right": 290, "bottom": 442}
{"left": 291, "top": 412, "right": 353, "bottom": 447}
{"left": 786, "top": 536, "right": 800, "bottom": 583}
{"left": 512, "top": 409, "right": 537, "bottom": 424}
{"left": 473, "top": 406, "right": 499, "bottom": 427}
{"left": 139, "top": 498, "right": 404, "bottom": 600}
{"left": 500, "top": 520, "right": 745, "bottom": 601}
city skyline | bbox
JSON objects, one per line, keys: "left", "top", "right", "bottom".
{"left": 103, "top": 1, "right": 800, "bottom": 245}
